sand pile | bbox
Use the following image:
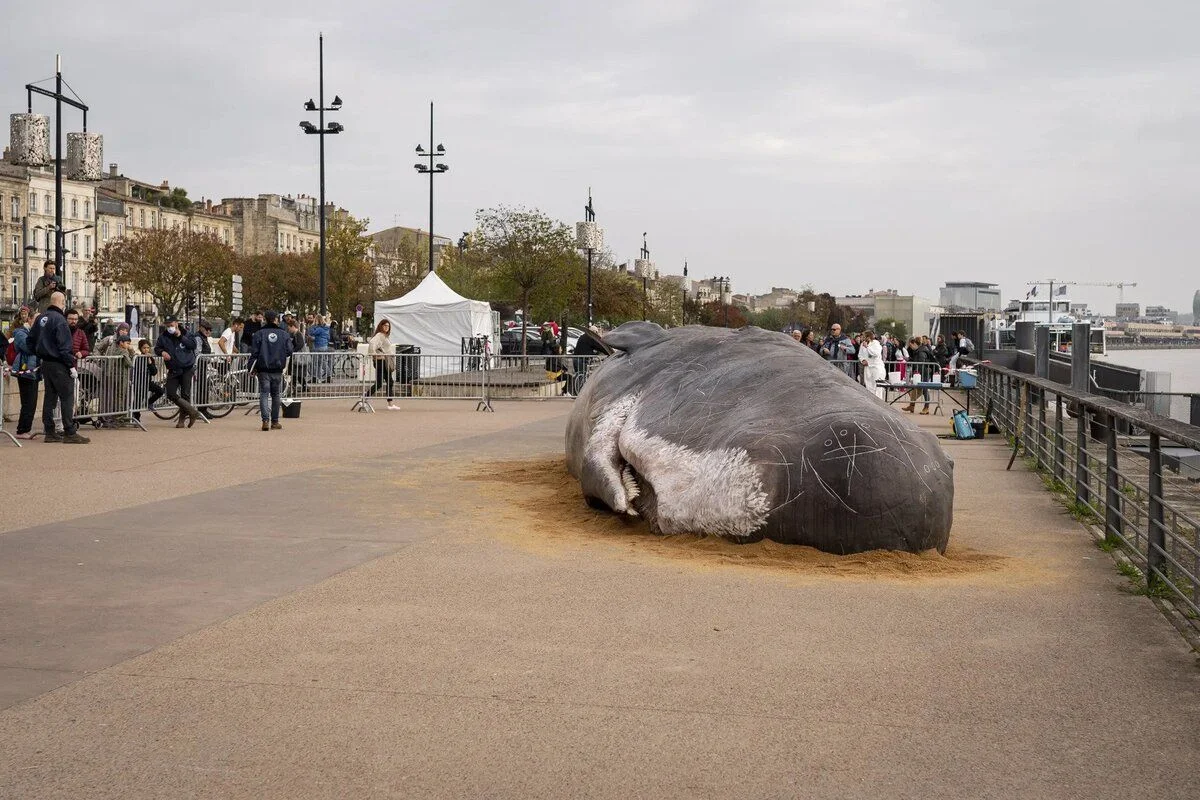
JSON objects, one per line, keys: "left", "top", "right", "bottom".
{"left": 465, "top": 456, "right": 1005, "bottom": 581}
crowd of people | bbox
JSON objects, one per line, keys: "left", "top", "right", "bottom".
{"left": 1, "top": 262, "right": 338, "bottom": 443}
{"left": 791, "top": 323, "right": 975, "bottom": 413}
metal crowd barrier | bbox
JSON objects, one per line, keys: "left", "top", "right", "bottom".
{"left": 977, "top": 362, "right": 1200, "bottom": 638}
{"left": 0, "top": 368, "right": 19, "bottom": 446}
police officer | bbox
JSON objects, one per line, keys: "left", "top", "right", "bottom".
{"left": 248, "top": 309, "right": 294, "bottom": 431}
{"left": 154, "top": 315, "right": 202, "bottom": 428}
{"left": 31, "top": 291, "right": 90, "bottom": 443}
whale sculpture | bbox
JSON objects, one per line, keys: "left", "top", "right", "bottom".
{"left": 565, "top": 323, "right": 954, "bottom": 554}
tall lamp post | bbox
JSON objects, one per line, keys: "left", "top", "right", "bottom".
{"left": 635, "top": 232, "right": 653, "bottom": 322}
{"left": 16, "top": 55, "right": 102, "bottom": 298}
{"left": 681, "top": 261, "right": 688, "bottom": 325}
{"left": 575, "top": 190, "right": 602, "bottom": 327}
{"left": 413, "top": 102, "right": 449, "bottom": 274}
{"left": 299, "top": 32, "right": 344, "bottom": 317}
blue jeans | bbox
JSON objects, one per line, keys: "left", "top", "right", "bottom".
{"left": 258, "top": 371, "right": 283, "bottom": 422}
{"left": 315, "top": 345, "right": 331, "bottom": 380}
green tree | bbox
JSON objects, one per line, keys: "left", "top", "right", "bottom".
{"left": 472, "top": 206, "right": 576, "bottom": 356}
{"left": 241, "top": 252, "right": 318, "bottom": 316}
{"left": 874, "top": 317, "right": 908, "bottom": 342}
{"left": 91, "top": 226, "right": 238, "bottom": 322}
{"left": 324, "top": 214, "right": 374, "bottom": 328}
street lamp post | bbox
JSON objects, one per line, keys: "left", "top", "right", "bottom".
{"left": 681, "top": 261, "right": 688, "bottom": 325}
{"left": 413, "top": 102, "right": 449, "bottom": 274}
{"left": 574, "top": 191, "right": 602, "bottom": 327}
{"left": 299, "top": 32, "right": 344, "bottom": 317}
{"left": 20, "top": 55, "right": 101, "bottom": 298}
{"left": 636, "top": 232, "right": 652, "bottom": 322}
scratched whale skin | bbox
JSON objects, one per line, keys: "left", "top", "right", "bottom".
{"left": 566, "top": 322, "right": 954, "bottom": 554}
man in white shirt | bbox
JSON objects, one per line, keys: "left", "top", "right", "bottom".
{"left": 218, "top": 318, "right": 243, "bottom": 356}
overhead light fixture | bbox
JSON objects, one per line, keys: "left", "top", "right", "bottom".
{"left": 331, "top": 95, "right": 342, "bottom": 108}
{"left": 328, "top": 122, "right": 344, "bottom": 134}
{"left": 415, "top": 145, "right": 425, "bottom": 153}
{"left": 304, "top": 99, "right": 317, "bottom": 111}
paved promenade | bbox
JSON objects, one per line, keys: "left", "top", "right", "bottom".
{"left": 1, "top": 401, "right": 1197, "bottom": 798}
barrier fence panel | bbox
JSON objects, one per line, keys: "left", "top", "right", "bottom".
{"left": 74, "top": 354, "right": 140, "bottom": 429}
{"left": 0, "top": 369, "right": 20, "bottom": 446}
{"left": 487, "top": 354, "right": 606, "bottom": 399}
{"left": 271, "top": 352, "right": 362, "bottom": 406}
{"left": 977, "top": 362, "right": 1200, "bottom": 638}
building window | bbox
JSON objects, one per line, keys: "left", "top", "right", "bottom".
{"left": 44, "top": 230, "right": 51, "bottom": 253}
{"left": 29, "top": 192, "right": 36, "bottom": 213}
{"left": 139, "top": 209, "right": 145, "bottom": 227}
{"left": 0, "top": 194, "right": 4, "bottom": 222}
{"left": 102, "top": 221, "right": 109, "bottom": 240}
{"left": 44, "top": 194, "right": 51, "bottom": 214}
{"left": 71, "top": 198, "right": 78, "bottom": 218}
{"left": 10, "top": 196, "right": 18, "bottom": 219}
{"left": 84, "top": 235, "right": 91, "bottom": 259}
{"left": 103, "top": 285, "right": 111, "bottom": 309}
{"left": 71, "top": 234, "right": 78, "bottom": 260}
{"left": 118, "top": 223, "right": 124, "bottom": 237}
{"left": 84, "top": 199, "right": 90, "bottom": 219}
{"left": 10, "top": 235, "right": 18, "bottom": 261}
{"left": 10, "top": 278, "right": 16, "bottom": 304}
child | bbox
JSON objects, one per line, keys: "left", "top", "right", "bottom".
{"left": 133, "top": 339, "right": 164, "bottom": 420}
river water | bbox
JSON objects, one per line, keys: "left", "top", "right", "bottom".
{"left": 1096, "top": 348, "right": 1200, "bottom": 423}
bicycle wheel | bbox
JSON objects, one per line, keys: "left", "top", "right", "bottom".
{"left": 205, "top": 378, "right": 235, "bottom": 418}
{"left": 150, "top": 394, "right": 179, "bottom": 420}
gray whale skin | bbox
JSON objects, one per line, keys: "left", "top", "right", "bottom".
{"left": 566, "top": 323, "right": 954, "bottom": 554}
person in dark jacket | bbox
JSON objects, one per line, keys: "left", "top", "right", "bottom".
{"left": 249, "top": 310, "right": 293, "bottom": 431}
{"left": 193, "top": 320, "right": 215, "bottom": 418}
{"left": 903, "top": 336, "right": 938, "bottom": 414}
{"left": 32, "top": 261, "right": 60, "bottom": 312}
{"left": 154, "top": 315, "right": 201, "bottom": 428}
{"left": 10, "top": 307, "right": 41, "bottom": 439}
{"left": 240, "top": 311, "right": 264, "bottom": 354}
{"left": 32, "top": 291, "right": 89, "bottom": 443}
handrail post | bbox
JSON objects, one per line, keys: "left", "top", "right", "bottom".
{"left": 1054, "top": 394, "right": 1065, "bottom": 483}
{"left": 1036, "top": 386, "right": 1047, "bottom": 471}
{"left": 1024, "top": 382, "right": 1034, "bottom": 457}
{"left": 1104, "top": 411, "right": 1122, "bottom": 544}
{"left": 1075, "top": 407, "right": 1090, "bottom": 508}
{"left": 1147, "top": 432, "right": 1165, "bottom": 588}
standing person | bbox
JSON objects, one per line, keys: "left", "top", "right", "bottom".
{"left": 308, "top": 314, "right": 332, "bottom": 383}
{"left": 240, "top": 311, "right": 264, "bottom": 353}
{"left": 285, "top": 317, "right": 308, "bottom": 392}
{"left": 799, "top": 328, "right": 820, "bottom": 352}
{"left": 904, "top": 336, "right": 938, "bottom": 414}
{"left": 32, "top": 261, "right": 60, "bottom": 312}
{"left": 367, "top": 319, "right": 399, "bottom": 410}
{"left": 9, "top": 307, "right": 41, "bottom": 440}
{"left": 67, "top": 309, "right": 90, "bottom": 362}
{"left": 948, "top": 329, "right": 974, "bottom": 375}
{"left": 857, "top": 331, "right": 886, "bottom": 399}
{"left": 819, "top": 323, "right": 856, "bottom": 377}
{"left": 193, "top": 320, "right": 215, "bottom": 418}
{"left": 77, "top": 306, "right": 99, "bottom": 352}
{"left": 218, "top": 318, "right": 243, "bottom": 356}
{"left": 154, "top": 315, "right": 201, "bottom": 428}
{"left": 934, "top": 334, "right": 951, "bottom": 377}
{"left": 132, "top": 339, "right": 163, "bottom": 421}
{"left": 249, "top": 310, "right": 293, "bottom": 431}
{"left": 31, "top": 291, "right": 89, "bottom": 443}
{"left": 106, "top": 334, "right": 136, "bottom": 427}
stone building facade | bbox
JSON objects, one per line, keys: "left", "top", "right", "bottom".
{"left": 212, "top": 193, "right": 322, "bottom": 256}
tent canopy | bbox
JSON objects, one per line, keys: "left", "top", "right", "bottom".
{"left": 373, "top": 271, "right": 492, "bottom": 359}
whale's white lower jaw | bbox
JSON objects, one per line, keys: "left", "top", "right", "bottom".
{"left": 584, "top": 395, "right": 770, "bottom": 538}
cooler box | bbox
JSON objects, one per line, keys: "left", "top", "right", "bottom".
{"left": 958, "top": 370, "right": 977, "bottom": 389}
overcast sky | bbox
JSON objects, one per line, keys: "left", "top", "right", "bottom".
{"left": 3, "top": 0, "right": 1194, "bottom": 314}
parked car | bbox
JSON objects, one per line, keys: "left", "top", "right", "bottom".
{"left": 500, "top": 327, "right": 548, "bottom": 356}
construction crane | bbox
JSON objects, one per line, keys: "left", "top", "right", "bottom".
{"left": 1026, "top": 280, "right": 1138, "bottom": 322}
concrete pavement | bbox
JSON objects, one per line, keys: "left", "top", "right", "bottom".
{"left": 1, "top": 402, "right": 1198, "bottom": 798}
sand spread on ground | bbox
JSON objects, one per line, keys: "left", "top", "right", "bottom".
{"left": 465, "top": 456, "right": 1007, "bottom": 581}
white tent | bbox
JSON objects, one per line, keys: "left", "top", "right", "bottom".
{"left": 373, "top": 271, "right": 493, "bottom": 361}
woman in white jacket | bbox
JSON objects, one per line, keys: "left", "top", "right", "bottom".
{"left": 367, "top": 319, "right": 399, "bottom": 410}
{"left": 858, "top": 330, "right": 886, "bottom": 399}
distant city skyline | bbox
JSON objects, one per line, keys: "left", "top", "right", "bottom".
{"left": 0, "top": 2, "right": 1193, "bottom": 318}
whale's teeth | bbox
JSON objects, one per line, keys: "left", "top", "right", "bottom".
{"left": 621, "top": 464, "right": 640, "bottom": 502}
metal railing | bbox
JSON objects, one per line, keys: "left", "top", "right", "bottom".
{"left": 0, "top": 369, "right": 20, "bottom": 447}
{"left": 977, "top": 363, "right": 1200, "bottom": 636}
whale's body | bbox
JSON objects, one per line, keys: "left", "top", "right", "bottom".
{"left": 566, "top": 323, "right": 954, "bottom": 554}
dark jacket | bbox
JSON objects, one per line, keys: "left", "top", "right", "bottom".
{"left": 249, "top": 324, "right": 293, "bottom": 373}
{"left": 155, "top": 328, "right": 197, "bottom": 374}
{"left": 11, "top": 326, "right": 40, "bottom": 381}
{"left": 32, "top": 306, "right": 74, "bottom": 367}
{"left": 32, "top": 275, "right": 60, "bottom": 312}
{"left": 241, "top": 319, "right": 263, "bottom": 352}
{"left": 910, "top": 343, "right": 938, "bottom": 380}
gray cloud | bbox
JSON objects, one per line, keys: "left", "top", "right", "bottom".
{"left": 3, "top": 0, "right": 1194, "bottom": 313}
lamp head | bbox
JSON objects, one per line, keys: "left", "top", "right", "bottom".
{"left": 304, "top": 99, "right": 317, "bottom": 111}
{"left": 299, "top": 121, "right": 317, "bottom": 133}
{"left": 331, "top": 95, "right": 343, "bottom": 108}
{"left": 415, "top": 145, "right": 425, "bottom": 153}
{"left": 327, "top": 122, "right": 344, "bottom": 134}
{"left": 435, "top": 163, "right": 449, "bottom": 172}
{"left": 436, "top": 144, "right": 445, "bottom": 153}
{"left": 413, "top": 164, "right": 426, "bottom": 171}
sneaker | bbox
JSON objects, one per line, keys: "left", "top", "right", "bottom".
{"left": 43, "top": 432, "right": 63, "bottom": 443}
{"left": 270, "top": 421, "right": 282, "bottom": 430}
{"left": 262, "top": 421, "right": 270, "bottom": 431}
{"left": 62, "top": 432, "right": 91, "bottom": 444}
{"left": 387, "top": 403, "right": 400, "bottom": 410}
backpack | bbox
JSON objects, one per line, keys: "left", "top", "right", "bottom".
{"left": 952, "top": 409, "right": 976, "bottom": 440}
{"left": 4, "top": 341, "right": 15, "bottom": 367}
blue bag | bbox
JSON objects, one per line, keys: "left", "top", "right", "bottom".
{"left": 952, "top": 409, "right": 975, "bottom": 440}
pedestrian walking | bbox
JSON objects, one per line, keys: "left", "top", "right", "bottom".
{"left": 9, "top": 307, "right": 41, "bottom": 440}
{"left": 367, "top": 319, "right": 399, "bottom": 410}
{"left": 30, "top": 291, "right": 89, "bottom": 444}
{"left": 154, "top": 316, "right": 202, "bottom": 428}
{"left": 249, "top": 310, "right": 293, "bottom": 431}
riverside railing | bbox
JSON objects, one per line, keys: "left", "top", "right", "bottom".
{"left": 977, "top": 362, "right": 1200, "bottom": 637}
